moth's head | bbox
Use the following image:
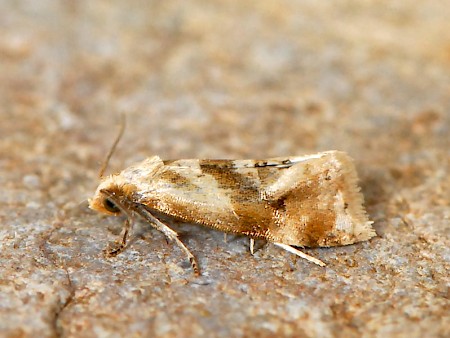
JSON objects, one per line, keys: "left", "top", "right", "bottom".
{"left": 89, "top": 175, "right": 134, "bottom": 216}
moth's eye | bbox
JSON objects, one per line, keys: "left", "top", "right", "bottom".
{"left": 104, "top": 198, "right": 120, "bottom": 213}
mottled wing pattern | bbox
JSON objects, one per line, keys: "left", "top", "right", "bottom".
{"left": 132, "top": 151, "right": 375, "bottom": 247}
{"left": 136, "top": 158, "right": 278, "bottom": 239}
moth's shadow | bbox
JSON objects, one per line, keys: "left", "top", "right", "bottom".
{"left": 359, "top": 167, "right": 397, "bottom": 236}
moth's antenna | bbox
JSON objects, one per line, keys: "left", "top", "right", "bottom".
{"left": 98, "top": 114, "right": 126, "bottom": 178}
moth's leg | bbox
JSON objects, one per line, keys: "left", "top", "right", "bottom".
{"left": 249, "top": 238, "right": 255, "bottom": 255}
{"left": 274, "top": 243, "right": 326, "bottom": 267}
{"left": 104, "top": 218, "right": 133, "bottom": 257}
{"left": 223, "top": 233, "right": 228, "bottom": 243}
{"left": 98, "top": 190, "right": 136, "bottom": 257}
{"left": 135, "top": 205, "right": 200, "bottom": 276}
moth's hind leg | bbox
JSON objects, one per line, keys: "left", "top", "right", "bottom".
{"left": 274, "top": 243, "right": 326, "bottom": 267}
{"left": 135, "top": 205, "right": 200, "bottom": 276}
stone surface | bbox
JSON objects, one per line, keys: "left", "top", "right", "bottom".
{"left": 1, "top": 1, "right": 449, "bottom": 337}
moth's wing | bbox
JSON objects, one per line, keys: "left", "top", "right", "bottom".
{"left": 129, "top": 152, "right": 375, "bottom": 247}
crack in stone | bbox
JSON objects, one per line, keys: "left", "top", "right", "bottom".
{"left": 38, "top": 218, "right": 77, "bottom": 338}
{"left": 52, "top": 269, "right": 75, "bottom": 338}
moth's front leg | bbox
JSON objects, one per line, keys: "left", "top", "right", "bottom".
{"left": 104, "top": 218, "right": 133, "bottom": 257}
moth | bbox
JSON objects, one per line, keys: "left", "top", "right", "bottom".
{"left": 89, "top": 150, "right": 376, "bottom": 275}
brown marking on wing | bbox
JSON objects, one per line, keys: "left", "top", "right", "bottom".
{"left": 199, "top": 162, "right": 280, "bottom": 237}
{"left": 158, "top": 167, "right": 200, "bottom": 190}
{"left": 280, "top": 172, "right": 339, "bottom": 247}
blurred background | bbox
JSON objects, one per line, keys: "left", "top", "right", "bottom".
{"left": 1, "top": 1, "right": 448, "bottom": 337}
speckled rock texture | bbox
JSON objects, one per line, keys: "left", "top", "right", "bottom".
{"left": 1, "top": 1, "right": 448, "bottom": 337}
